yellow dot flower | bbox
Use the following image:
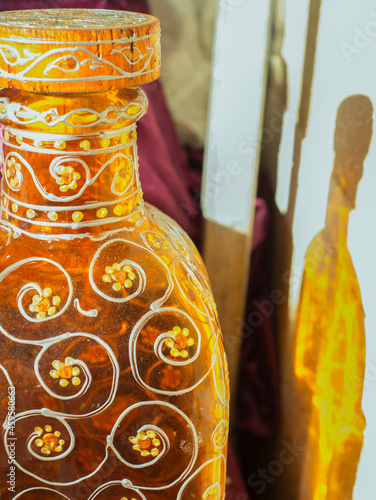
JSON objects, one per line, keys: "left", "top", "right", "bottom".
{"left": 147, "top": 233, "right": 169, "bottom": 250}
{"left": 11, "top": 203, "right": 18, "bottom": 213}
{"left": 55, "top": 165, "right": 81, "bottom": 192}
{"left": 6, "top": 158, "right": 22, "bottom": 189}
{"left": 129, "top": 430, "right": 161, "bottom": 458}
{"left": 28, "top": 287, "right": 61, "bottom": 319}
{"left": 49, "top": 357, "right": 81, "bottom": 387}
{"left": 102, "top": 263, "right": 136, "bottom": 292}
{"left": 34, "top": 425, "right": 65, "bottom": 455}
{"left": 3, "top": 130, "right": 9, "bottom": 141}
{"left": 164, "top": 326, "right": 194, "bottom": 358}
{"left": 114, "top": 160, "right": 132, "bottom": 193}
{"left": 16, "top": 135, "right": 23, "bottom": 145}
{"left": 203, "top": 485, "right": 221, "bottom": 500}
{"left": 213, "top": 420, "right": 229, "bottom": 448}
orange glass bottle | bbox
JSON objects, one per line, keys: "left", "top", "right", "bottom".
{"left": 0, "top": 9, "right": 229, "bottom": 500}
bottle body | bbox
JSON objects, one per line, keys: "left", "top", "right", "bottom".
{"left": 0, "top": 86, "right": 229, "bottom": 499}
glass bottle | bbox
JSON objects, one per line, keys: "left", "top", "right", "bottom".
{"left": 0, "top": 9, "right": 229, "bottom": 500}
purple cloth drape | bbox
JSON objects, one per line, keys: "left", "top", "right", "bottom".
{"left": 235, "top": 176, "right": 280, "bottom": 500}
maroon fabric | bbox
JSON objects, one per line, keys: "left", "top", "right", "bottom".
{"left": 227, "top": 444, "right": 250, "bottom": 500}
{"left": 138, "top": 81, "right": 200, "bottom": 240}
{"left": 0, "top": 0, "right": 148, "bottom": 11}
{"left": 235, "top": 175, "right": 280, "bottom": 499}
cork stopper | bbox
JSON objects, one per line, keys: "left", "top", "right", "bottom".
{"left": 0, "top": 9, "right": 161, "bottom": 93}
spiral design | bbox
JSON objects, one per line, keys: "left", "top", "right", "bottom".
{"left": 108, "top": 401, "right": 198, "bottom": 489}
{"left": 33, "top": 333, "right": 119, "bottom": 418}
{"left": 89, "top": 239, "right": 172, "bottom": 307}
{"left": 129, "top": 308, "right": 215, "bottom": 396}
{"left": 3, "top": 410, "right": 109, "bottom": 486}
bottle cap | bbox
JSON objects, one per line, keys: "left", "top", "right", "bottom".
{"left": 0, "top": 9, "right": 161, "bottom": 92}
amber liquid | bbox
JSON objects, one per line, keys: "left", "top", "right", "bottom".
{"left": 0, "top": 88, "right": 229, "bottom": 499}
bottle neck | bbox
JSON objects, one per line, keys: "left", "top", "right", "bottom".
{"left": 0, "top": 87, "right": 147, "bottom": 240}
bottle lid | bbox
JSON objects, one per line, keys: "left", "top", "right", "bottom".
{"left": 0, "top": 9, "right": 161, "bottom": 93}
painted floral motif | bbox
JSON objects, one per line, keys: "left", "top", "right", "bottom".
{"left": 28, "top": 287, "right": 61, "bottom": 319}
{"left": 49, "top": 357, "right": 81, "bottom": 387}
{"left": 203, "top": 485, "right": 221, "bottom": 500}
{"left": 147, "top": 233, "right": 169, "bottom": 250}
{"left": 213, "top": 420, "right": 229, "bottom": 449}
{"left": 129, "top": 430, "right": 161, "bottom": 458}
{"left": 34, "top": 425, "right": 65, "bottom": 455}
{"left": 114, "top": 159, "right": 132, "bottom": 192}
{"left": 55, "top": 164, "right": 81, "bottom": 192}
{"left": 6, "top": 157, "right": 22, "bottom": 189}
{"left": 102, "top": 263, "right": 136, "bottom": 292}
{"left": 164, "top": 326, "right": 194, "bottom": 358}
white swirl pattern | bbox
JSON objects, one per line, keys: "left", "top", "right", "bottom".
{"left": 0, "top": 45, "right": 40, "bottom": 66}
{"left": 129, "top": 307, "right": 218, "bottom": 396}
{"left": 89, "top": 238, "right": 173, "bottom": 308}
{"left": 0, "top": 97, "right": 146, "bottom": 128}
{"left": 13, "top": 488, "right": 72, "bottom": 500}
{"left": 108, "top": 401, "right": 198, "bottom": 490}
{"left": 33, "top": 333, "right": 119, "bottom": 416}
{"left": 4, "top": 151, "right": 136, "bottom": 204}
{"left": 3, "top": 410, "right": 109, "bottom": 486}
{"left": 0, "top": 38, "right": 160, "bottom": 84}
{"left": 0, "top": 257, "right": 74, "bottom": 324}
{"left": 89, "top": 480, "right": 147, "bottom": 500}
